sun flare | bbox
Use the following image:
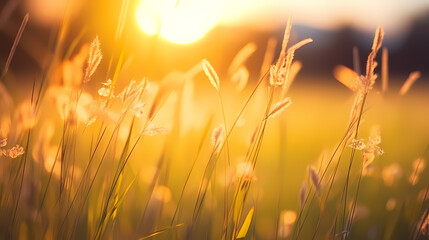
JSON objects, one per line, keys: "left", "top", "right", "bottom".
{"left": 136, "top": 0, "right": 223, "bottom": 44}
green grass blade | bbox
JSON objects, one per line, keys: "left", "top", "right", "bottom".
{"left": 236, "top": 207, "right": 254, "bottom": 240}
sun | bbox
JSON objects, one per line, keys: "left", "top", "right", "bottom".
{"left": 136, "top": 0, "right": 223, "bottom": 44}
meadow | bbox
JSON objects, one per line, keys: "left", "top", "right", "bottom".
{"left": 0, "top": 10, "right": 429, "bottom": 240}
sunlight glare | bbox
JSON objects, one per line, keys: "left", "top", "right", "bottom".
{"left": 136, "top": 0, "right": 223, "bottom": 44}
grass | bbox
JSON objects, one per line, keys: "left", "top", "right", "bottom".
{"left": 0, "top": 10, "right": 429, "bottom": 240}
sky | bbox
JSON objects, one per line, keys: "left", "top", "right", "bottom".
{"left": 18, "top": 0, "right": 429, "bottom": 38}
{"left": 219, "top": 0, "right": 429, "bottom": 36}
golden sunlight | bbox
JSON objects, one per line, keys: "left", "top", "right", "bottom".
{"left": 136, "top": 0, "right": 223, "bottom": 44}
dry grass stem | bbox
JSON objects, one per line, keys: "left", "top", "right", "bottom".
{"left": 333, "top": 65, "right": 359, "bottom": 92}
{"left": 382, "top": 48, "right": 389, "bottom": 92}
{"left": 399, "top": 71, "right": 421, "bottom": 95}
{"left": 2, "top": 13, "right": 29, "bottom": 79}
{"left": 288, "top": 38, "right": 314, "bottom": 52}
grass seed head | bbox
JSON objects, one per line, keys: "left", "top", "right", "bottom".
{"left": 143, "top": 124, "right": 169, "bottom": 136}
{"left": 267, "top": 97, "right": 292, "bottom": 119}
{"left": 84, "top": 35, "right": 102, "bottom": 83}
{"left": 363, "top": 26, "right": 384, "bottom": 92}
{"left": 308, "top": 165, "right": 321, "bottom": 196}
{"left": 299, "top": 182, "right": 307, "bottom": 209}
{"left": 202, "top": 59, "right": 220, "bottom": 91}
{"left": 211, "top": 124, "right": 225, "bottom": 153}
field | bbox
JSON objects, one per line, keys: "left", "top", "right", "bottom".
{"left": 1, "top": 5, "right": 429, "bottom": 240}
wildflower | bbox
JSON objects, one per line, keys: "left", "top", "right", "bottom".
{"left": 0, "top": 138, "right": 6, "bottom": 148}
{"left": 350, "top": 139, "right": 366, "bottom": 150}
{"left": 8, "top": 145, "right": 24, "bottom": 158}
{"left": 98, "top": 79, "right": 113, "bottom": 98}
{"left": 350, "top": 134, "right": 383, "bottom": 170}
